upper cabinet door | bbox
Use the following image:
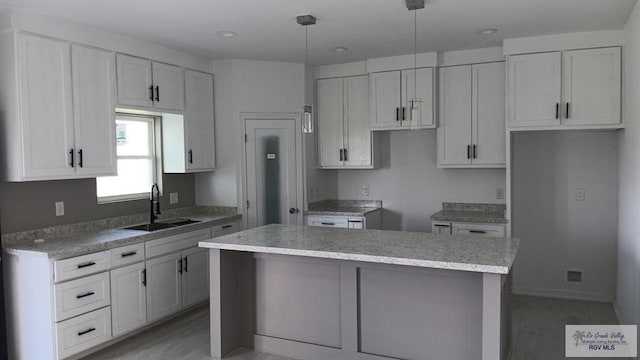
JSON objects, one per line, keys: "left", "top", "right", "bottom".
{"left": 184, "top": 70, "right": 215, "bottom": 171}
{"left": 71, "top": 45, "right": 117, "bottom": 177}
{"left": 370, "top": 71, "right": 402, "bottom": 129}
{"left": 472, "top": 62, "right": 506, "bottom": 166}
{"left": 507, "top": 52, "right": 562, "bottom": 128}
{"left": 152, "top": 62, "right": 184, "bottom": 111}
{"left": 17, "top": 33, "right": 75, "bottom": 179}
{"left": 401, "top": 68, "right": 435, "bottom": 129}
{"left": 116, "top": 54, "right": 153, "bottom": 108}
{"left": 563, "top": 47, "right": 621, "bottom": 126}
{"left": 343, "top": 75, "right": 372, "bottom": 167}
{"left": 317, "top": 78, "right": 344, "bottom": 168}
{"left": 438, "top": 65, "right": 472, "bottom": 166}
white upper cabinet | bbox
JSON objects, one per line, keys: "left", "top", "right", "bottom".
{"left": 563, "top": 47, "right": 621, "bottom": 126}
{"left": 438, "top": 62, "right": 506, "bottom": 168}
{"left": 116, "top": 54, "right": 184, "bottom": 111}
{"left": 370, "top": 68, "right": 435, "bottom": 130}
{"left": 317, "top": 75, "right": 373, "bottom": 169}
{"left": 507, "top": 47, "right": 621, "bottom": 129}
{"left": 71, "top": 45, "right": 117, "bottom": 177}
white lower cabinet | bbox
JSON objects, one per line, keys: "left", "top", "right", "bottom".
{"left": 55, "top": 307, "right": 112, "bottom": 359}
{"left": 110, "top": 262, "right": 147, "bottom": 337}
{"left": 451, "top": 223, "right": 505, "bottom": 238}
{"left": 306, "top": 212, "right": 382, "bottom": 230}
{"left": 181, "top": 247, "right": 210, "bottom": 308}
{"left": 146, "top": 252, "right": 183, "bottom": 322}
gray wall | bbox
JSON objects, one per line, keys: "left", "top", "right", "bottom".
{"left": 0, "top": 173, "right": 195, "bottom": 234}
{"left": 335, "top": 130, "right": 506, "bottom": 232}
{"left": 512, "top": 131, "right": 618, "bottom": 301}
{"left": 617, "top": 1, "right": 640, "bottom": 325}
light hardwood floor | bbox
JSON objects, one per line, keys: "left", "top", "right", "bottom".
{"left": 87, "top": 295, "right": 620, "bottom": 360}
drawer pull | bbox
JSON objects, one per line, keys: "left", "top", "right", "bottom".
{"left": 321, "top": 222, "right": 336, "bottom": 226}
{"left": 76, "top": 291, "right": 95, "bottom": 299}
{"left": 469, "top": 230, "right": 487, "bottom": 234}
{"left": 434, "top": 224, "right": 450, "bottom": 227}
{"left": 77, "top": 261, "right": 96, "bottom": 269}
{"left": 78, "top": 328, "right": 96, "bottom": 336}
{"left": 142, "top": 269, "right": 147, "bottom": 287}
{"left": 222, "top": 225, "right": 233, "bottom": 229}
{"left": 120, "top": 251, "right": 137, "bottom": 258}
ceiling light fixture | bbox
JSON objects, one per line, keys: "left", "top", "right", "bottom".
{"left": 332, "top": 46, "right": 348, "bottom": 53}
{"left": 479, "top": 28, "right": 498, "bottom": 35}
{"left": 406, "top": 0, "right": 425, "bottom": 130}
{"left": 216, "top": 31, "right": 237, "bottom": 38}
{"left": 297, "top": 14, "right": 316, "bottom": 134}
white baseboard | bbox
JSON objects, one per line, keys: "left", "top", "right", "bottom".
{"left": 512, "top": 286, "right": 613, "bottom": 302}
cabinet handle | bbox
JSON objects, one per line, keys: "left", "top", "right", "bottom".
{"left": 78, "top": 328, "right": 96, "bottom": 336}
{"left": 566, "top": 103, "right": 570, "bottom": 119}
{"left": 402, "top": 107, "right": 406, "bottom": 121}
{"left": 149, "top": 86, "right": 154, "bottom": 101}
{"left": 473, "top": 145, "right": 477, "bottom": 159}
{"left": 184, "top": 256, "right": 188, "bottom": 273}
{"left": 142, "top": 269, "right": 146, "bottom": 286}
{"left": 555, "top": 103, "right": 559, "bottom": 119}
{"left": 469, "top": 230, "right": 487, "bottom": 234}
{"left": 76, "top": 291, "right": 95, "bottom": 299}
{"left": 321, "top": 222, "right": 336, "bottom": 226}
{"left": 434, "top": 224, "right": 450, "bottom": 227}
{"left": 155, "top": 86, "right": 160, "bottom": 101}
{"left": 178, "top": 259, "right": 183, "bottom": 274}
{"left": 188, "top": 150, "right": 193, "bottom": 164}
{"left": 396, "top": 107, "right": 400, "bottom": 121}
{"left": 121, "top": 251, "right": 137, "bottom": 258}
{"left": 467, "top": 145, "right": 471, "bottom": 159}
{"left": 339, "top": 148, "right": 344, "bottom": 161}
{"left": 78, "top": 149, "right": 83, "bottom": 168}
{"left": 344, "top": 148, "right": 348, "bottom": 161}
{"left": 222, "top": 224, "right": 233, "bottom": 229}
{"left": 69, "top": 149, "right": 75, "bottom": 167}
{"left": 77, "top": 261, "right": 96, "bottom": 269}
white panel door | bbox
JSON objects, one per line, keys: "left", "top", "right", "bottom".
{"left": 110, "top": 262, "right": 147, "bottom": 337}
{"left": 401, "top": 68, "right": 435, "bottom": 129}
{"left": 438, "top": 65, "right": 472, "bottom": 166}
{"left": 181, "top": 247, "right": 209, "bottom": 308}
{"left": 507, "top": 52, "right": 562, "bottom": 128}
{"left": 184, "top": 69, "right": 215, "bottom": 171}
{"left": 317, "top": 78, "right": 344, "bottom": 167}
{"left": 344, "top": 75, "right": 372, "bottom": 167}
{"left": 370, "top": 71, "right": 402, "bottom": 129}
{"left": 152, "top": 62, "right": 184, "bottom": 111}
{"left": 472, "top": 62, "right": 506, "bottom": 166}
{"left": 563, "top": 47, "right": 621, "bottom": 126}
{"left": 71, "top": 45, "right": 117, "bottom": 177}
{"left": 116, "top": 54, "right": 153, "bottom": 108}
{"left": 146, "top": 253, "right": 182, "bottom": 322}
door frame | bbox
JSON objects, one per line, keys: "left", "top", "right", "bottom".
{"left": 238, "top": 112, "right": 304, "bottom": 229}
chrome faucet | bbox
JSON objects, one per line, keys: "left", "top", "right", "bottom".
{"left": 150, "top": 183, "right": 161, "bottom": 224}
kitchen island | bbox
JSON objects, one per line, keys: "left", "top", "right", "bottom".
{"left": 199, "top": 224, "right": 519, "bottom": 360}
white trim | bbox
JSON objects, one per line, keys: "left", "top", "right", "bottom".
{"left": 366, "top": 52, "right": 438, "bottom": 73}
{"left": 437, "top": 47, "right": 505, "bottom": 67}
{"left": 512, "top": 286, "right": 614, "bottom": 303}
{"left": 315, "top": 61, "right": 367, "bottom": 79}
{"left": 96, "top": 192, "right": 149, "bottom": 204}
{"left": 503, "top": 30, "right": 624, "bottom": 55}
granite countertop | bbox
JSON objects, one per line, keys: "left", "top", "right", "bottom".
{"left": 305, "top": 199, "right": 382, "bottom": 216}
{"left": 430, "top": 202, "right": 507, "bottom": 224}
{"left": 3, "top": 207, "right": 241, "bottom": 260}
{"left": 199, "top": 224, "right": 519, "bottom": 274}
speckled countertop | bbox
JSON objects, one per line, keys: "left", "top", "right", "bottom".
{"left": 430, "top": 202, "right": 507, "bottom": 224}
{"left": 199, "top": 224, "right": 519, "bottom": 274}
{"left": 305, "top": 200, "right": 382, "bottom": 216}
{"left": 3, "top": 206, "right": 241, "bottom": 260}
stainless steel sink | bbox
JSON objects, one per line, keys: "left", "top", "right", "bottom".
{"left": 124, "top": 219, "right": 201, "bottom": 232}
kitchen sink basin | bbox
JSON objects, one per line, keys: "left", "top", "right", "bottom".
{"left": 124, "top": 219, "right": 201, "bottom": 232}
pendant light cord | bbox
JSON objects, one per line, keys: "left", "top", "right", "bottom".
{"left": 413, "top": 9, "right": 417, "bottom": 102}
{"left": 305, "top": 26, "right": 309, "bottom": 66}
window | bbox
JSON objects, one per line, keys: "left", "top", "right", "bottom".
{"left": 97, "top": 114, "right": 160, "bottom": 202}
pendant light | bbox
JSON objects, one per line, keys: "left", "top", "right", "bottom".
{"left": 297, "top": 14, "right": 316, "bottom": 134}
{"left": 406, "top": 0, "right": 424, "bottom": 130}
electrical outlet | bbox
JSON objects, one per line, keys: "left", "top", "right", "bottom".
{"left": 576, "top": 188, "right": 586, "bottom": 201}
{"left": 496, "top": 187, "right": 504, "bottom": 200}
{"left": 169, "top": 192, "right": 179, "bottom": 204}
{"left": 55, "top": 201, "right": 64, "bottom": 217}
{"left": 361, "top": 185, "right": 369, "bottom": 197}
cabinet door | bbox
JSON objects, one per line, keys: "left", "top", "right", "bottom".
{"left": 451, "top": 223, "right": 505, "bottom": 238}
{"left": 116, "top": 54, "right": 153, "bottom": 108}
{"left": 563, "top": 47, "right": 621, "bottom": 126}
{"left": 71, "top": 45, "right": 117, "bottom": 177}
{"left": 181, "top": 247, "right": 209, "bottom": 308}
{"left": 472, "top": 62, "right": 506, "bottom": 166}
{"left": 146, "top": 253, "right": 182, "bottom": 322}
{"left": 17, "top": 33, "right": 75, "bottom": 179}
{"left": 507, "top": 52, "right": 562, "bottom": 128}
{"left": 184, "top": 70, "right": 215, "bottom": 171}
{"left": 438, "top": 66, "right": 472, "bottom": 166}
{"left": 344, "top": 75, "right": 372, "bottom": 167}
{"left": 152, "top": 62, "right": 184, "bottom": 111}
{"left": 110, "top": 262, "right": 146, "bottom": 337}
{"left": 370, "top": 71, "right": 402, "bottom": 129}
{"left": 401, "top": 68, "right": 435, "bottom": 129}
{"left": 317, "top": 78, "right": 344, "bottom": 167}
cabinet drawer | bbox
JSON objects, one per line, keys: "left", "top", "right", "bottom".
{"left": 432, "top": 221, "right": 452, "bottom": 235}
{"left": 54, "top": 272, "right": 111, "bottom": 322}
{"left": 54, "top": 251, "right": 111, "bottom": 283}
{"left": 55, "top": 307, "right": 112, "bottom": 359}
{"left": 111, "top": 243, "right": 145, "bottom": 268}
{"left": 212, "top": 222, "right": 239, "bottom": 237}
{"left": 307, "top": 216, "right": 349, "bottom": 228}
{"left": 451, "top": 223, "right": 505, "bottom": 238}
{"left": 145, "top": 228, "right": 211, "bottom": 259}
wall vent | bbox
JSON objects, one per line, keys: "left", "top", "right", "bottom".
{"left": 566, "top": 270, "right": 583, "bottom": 283}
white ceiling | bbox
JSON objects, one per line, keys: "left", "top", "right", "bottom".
{"left": 2, "top": 0, "right": 637, "bottom": 65}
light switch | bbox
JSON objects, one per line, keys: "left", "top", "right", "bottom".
{"left": 496, "top": 187, "right": 504, "bottom": 200}
{"left": 55, "top": 201, "right": 64, "bottom": 216}
{"left": 576, "top": 188, "right": 586, "bottom": 201}
{"left": 361, "top": 185, "right": 369, "bottom": 197}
